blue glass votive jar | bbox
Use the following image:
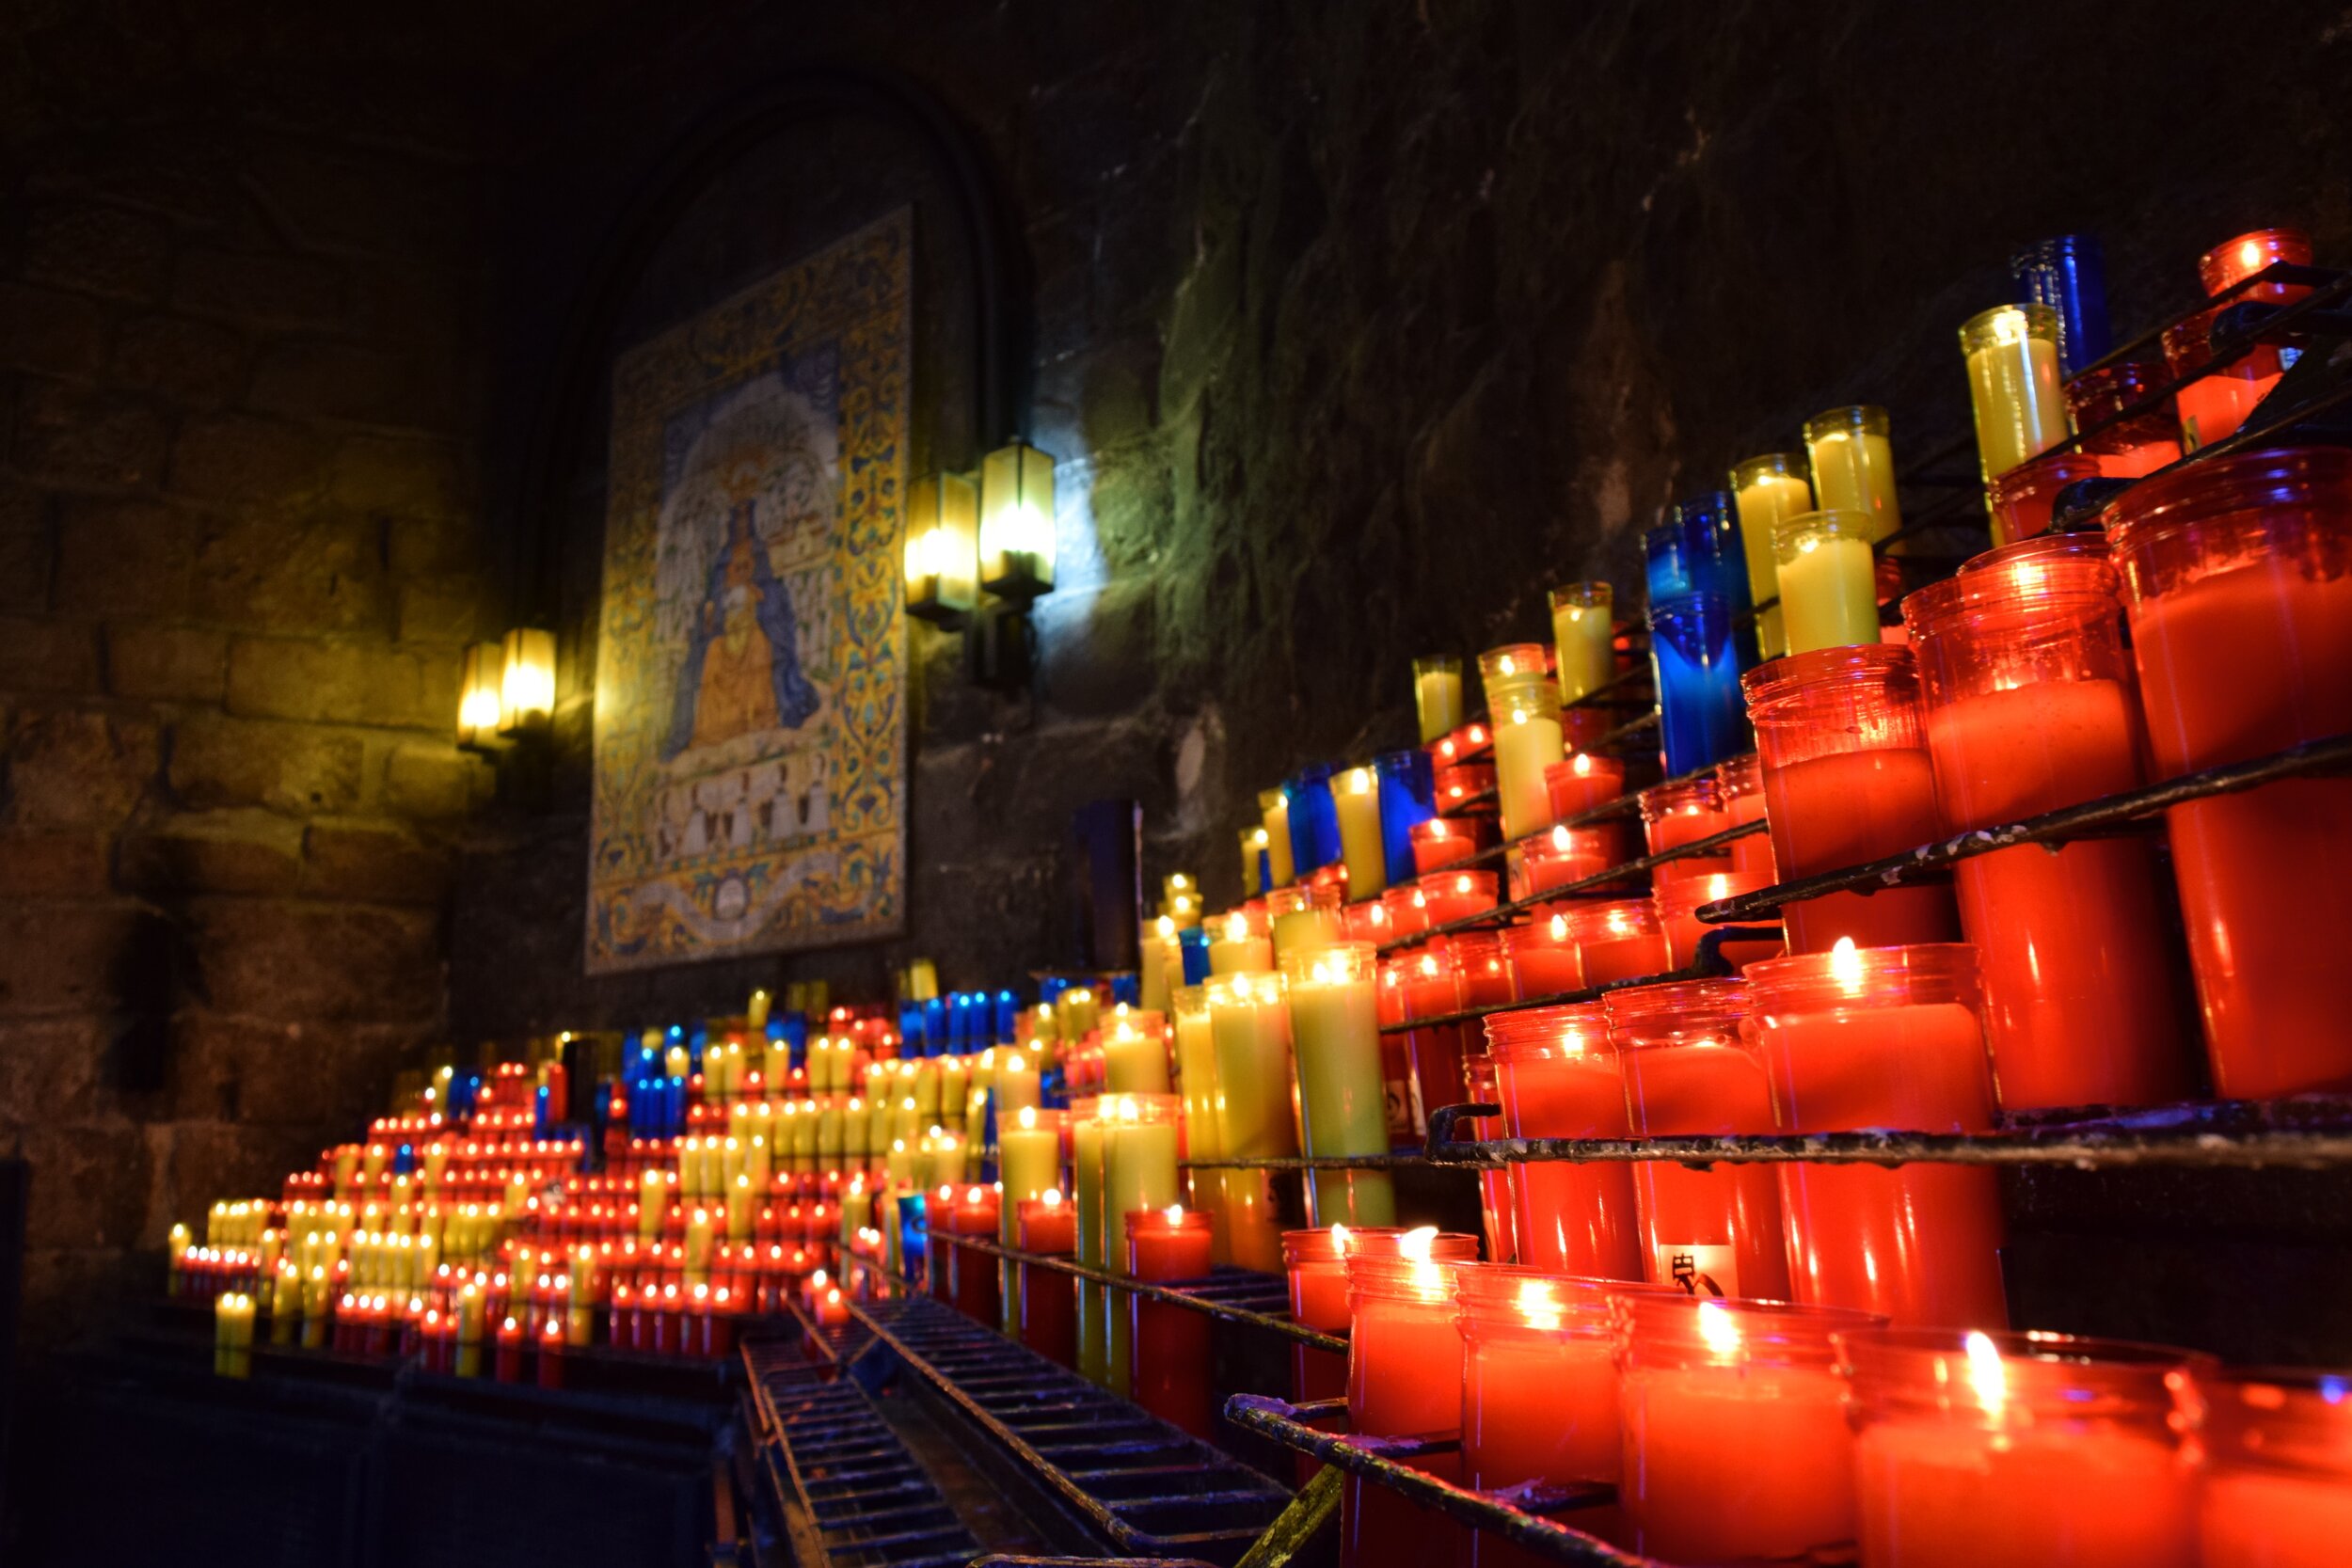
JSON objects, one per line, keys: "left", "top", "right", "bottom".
{"left": 1284, "top": 764, "right": 1342, "bottom": 876}
{"left": 1648, "top": 591, "right": 1751, "bottom": 776}
{"left": 1375, "top": 747, "right": 1437, "bottom": 888}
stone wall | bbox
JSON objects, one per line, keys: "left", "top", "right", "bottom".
{"left": 0, "top": 17, "right": 504, "bottom": 1337}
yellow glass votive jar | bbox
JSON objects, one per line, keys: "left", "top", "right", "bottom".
{"left": 1804, "top": 406, "right": 1901, "bottom": 546}
{"left": 1333, "top": 765, "right": 1389, "bottom": 901}
{"left": 1730, "top": 453, "right": 1814, "bottom": 660}
{"left": 1487, "top": 673, "right": 1565, "bottom": 845}
{"left": 1773, "top": 509, "right": 1883, "bottom": 655}
{"left": 1960, "top": 303, "right": 2070, "bottom": 484}
{"left": 1549, "top": 584, "right": 1614, "bottom": 705}
{"left": 1412, "top": 655, "right": 1465, "bottom": 744}
{"left": 1259, "top": 787, "right": 1295, "bottom": 888}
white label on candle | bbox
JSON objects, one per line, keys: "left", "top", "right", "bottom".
{"left": 1657, "top": 1243, "right": 1740, "bottom": 1299}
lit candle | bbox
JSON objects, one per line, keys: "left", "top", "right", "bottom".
{"left": 1282, "top": 943, "right": 1397, "bottom": 1229}
{"left": 1485, "top": 661, "right": 1565, "bottom": 842}
{"left": 1412, "top": 655, "right": 1465, "bottom": 744}
{"left": 1102, "top": 1019, "right": 1170, "bottom": 1095}
{"left": 1654, "top": 869, "right": 1781, "bottom": 972}
{"left": 1549, "top": 584, "right": 1614, "bottom": 705}
{"left": 1343, "top": 1232, "right": 1476, "bottom": 1568}
{"left": 1747, "top": 940, "right": 2008, "bottom": 1327}
{"left": 1960, "top": 304, "right": 2070, "bottom": 482}
{"left": 1713, "top": 753, "right": 1775, "bottom": 878}
{"left": 1413, "top": 868, "right": 1497, "bottom": 928}
{"left": 1561, "top": 897, "right": 1667, "bottom": 987}
{"left": 1847, "top": 1329, "right": 2203, "bottom": 1568}
{"left": 1510, "top": 822, "right": 1615, "bottom": 900}
{"left": 1731, "top": 452, "right": 1814, "bottom": 660}
{"left": 1775, "top": 508, "right": 1883, "bottom": 655}
{"left": 1406, "top": 817, "right": 1483, "bottom": 877}
{"left": 213, "top": 1291, "right": 255, "bottom": 1379}
{"left": 1207, "top": 908, "right": 1275, "bottom": 975}
{"left": 2196, "top": 1365, "right": 2352, "bottom": 1567}
{"left": 1260, "top": 788, "right": 1296, "bottom": 889}
{"left": 1500, "top": 908, "right": 1581, "bottom": 998}
{"left": 1607, "top": 977, "right": 1790, "bottom": 1298}
{"left": 2064, "top": 358, "right": 2183, "bottom": 480}
{"left": 1618, "top": 1295, "right": 1884, "bottom": 1564}
{"left": 997, "top": 1104, "right": 1062, "bottom": 1334}
{"left": 1015, "top": 1191, "right": 1078, "bottom": 1367}
{"left": 1543, "top": 751, "right": 1625, "bottom": 825}
{"left": 1638, "top": 775, "right": 1733, "bottom": 887}
{"left": 1333, "top": 766, "right": 1388, "bottom": 900}
{"left": 1266, "top": 883, "right": 1343, "bottom": 961}
{"left": 1397, "top": 944, "right": 1467, "bottom": 1139}
{"left": 1648, "top": 592, "right": 1751, "bottom": 776}
{"left": 1139, "top": 915, "right": 1176, "bottom": 1015}
{"left": 1804, "top": 404, "right": 1901, "bottom": 545}
{"left": 1205, "top": 973, "right": 1298, "bottom": 1273}
{"left": 1125, "top": 1204, "right": 1216, "bottom": 1439}
{"left": 1102, "top": 1093, "right": 1181, "bottom": 1397}
{"left": 993, "top": 1047, "right": 1042, "bottom": 1116}
{"left": 1482, "top": 1005, "right": 1643, "bottom": 1279}
{"left": 943, "top": 1185, "right": 1002, "bottom": 1324}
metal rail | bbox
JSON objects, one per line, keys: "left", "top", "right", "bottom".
{"left": 1375, "top": 926, "right": 1781, "bottom": 1036}
{"left": 938, "top": 1233, "right": 1344, "bottom": 1354}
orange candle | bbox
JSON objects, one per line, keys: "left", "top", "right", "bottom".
{"left": 1484, "top": 1006, "right": 1642, "bottom": 1280}
{"left": 1640, "top": 775, "right": 1734, "bottom": 886}
{"left": 2197, "top": 1366, "right": 2352, "bottom": 1568}
{"left": 1015, "top": 1192, "right": 1077, "bottom": 1367}
{"left": 1653, "top": 869, "right": 1782, "bottom": 973}
{"left": 1560, "top": 898, "right": 1667, "bottom": 988}
{"left": 1408, "top": 816, "right": 1489, "bottom": 876}
{"left": 1343, "top": 1236, "right": 1476, "bottom": 1568}
{"left": 1126, "top": 1205, "right": 1216, "bottom": 1439}
{"left": 1509, "top": 823, "right": 1618, "bottom": 899}
{"left": 1544, "top": 751, "right": 1626, "bottom": 823}
{"left": 1500, "top": 909, "right": 1581, "bottom": 999}
{"left": 1414, "top": 868, "right": 1498, "bottom": 928}
{"left": 1712, "top": 753, "right": 1776, "bottom": 878}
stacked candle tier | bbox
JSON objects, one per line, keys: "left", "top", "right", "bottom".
{"left": 2106, "top": 446, "right": 2352, "bottom": 1097}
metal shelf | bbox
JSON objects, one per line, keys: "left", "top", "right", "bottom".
{"left": 934, "top": 1233, "right": 1343, "bottom": 1354}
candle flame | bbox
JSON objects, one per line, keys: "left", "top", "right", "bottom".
{"left": 1251, "top": 827, "right": 1268, "bottom": 847}
{"left": 1549, "top": 825, "right": 1571, "bottom": 851}
{"left": 1987, "top": 307, "right": 2028, "bottom": 346}
{"left": 1829, "top": 936, "right": 1866, "bottom": 996}
{"left": 1517, "top": 1277, "right": 1564, "bottom": 1332}
{"left": 1346, "top": 767, "right": 1375, "bottom": 796}
{"left": 1155, "top": 914, "right": 1176, "bottom": 940}
{"left": 938, "top": 1183, "right": 954, "bottom": 1200}
{"left": 1328, "top": 1223, "right": 1350, "bottom": 1254}
{"left": 1169, "top": 874, "right": 1190, "bottom": 891}
{"left": 1573, "top": 752, "right": 1594, "bottom": 778}
{"left": 1397, "top": 1226, "right": 1438, "bottom": 1262}
{"left": 1115, "top": 1095, "right": 1139, "bottom": 1123}
{"left": 1696, "top": 1300, "right": 1742, "bottom": 1357}
{"left": 2238, "top": 237, "right": 2264, "bottom": 274}
{"left": 1549, "top": 912, "right": 1569, "bottom": 942}
{"left": 1964, "top": 1330, "right": 2008, "bottom": 1414}
{"left": 1225, "top": 911, "right": 1250, "bottom": 942}
{"left": 1042, "top": 1188, "right": 1063, "bottom": 1208}
{"left": 1164, "top": 1204, "right": 1185, "bottom": 1224}
{"left": 1017, "top": 1105, "right": 1038, "bottom": 1131}
{"left": 967, "top": 1185, "right": 990, "bottom": 1205}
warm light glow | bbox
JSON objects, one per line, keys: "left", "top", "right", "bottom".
{"left": 1983, "top": 307, "right": 2028, "bottom": 347}
{"left": 1115, "top": 1095, "right": 1139, "bottom": 1124}
{"left": 499, "top": 626, "right": 556, "bottom": 733}
{"left": 1041, "top": 1188, "right": 1063, "bottom": 1209}
{"left": 1964, "top": 1330, "right": 2008, "bottom": 1415}
{"left": 1830, "top": 936, "right": 1866, "bottom": 995}
{"left": 1344, "top": 766, "right": 1375, "bottom": 796}
{"left": 2238, "top": 238, "right": 2264, "bottom": 275}
{"left": 1163, "top": 1204, "right": 1185, "bottom": 1224}
{"left": 1573, "top": 752, "right": 1595, "bottom": 778}
{"left": 1517, "top": 1276, "right": 1564, "bottom": 1332}
{"left": 1017, "top": 1105, "right": 1038, "bottom": 1131}
{"left": 1549, "top": 825, "right": 1571, "bottom": 850}
{"left": 1397, "top": 1226, "right": 1438, "bottom": 1261}
{"left": 1696, "top": 1300, "right": 1742, "bottom": 1357}
{"left": 1250, "top": 827, "right": 1268, "bottom": 848}
{"left": 1155, "top": 914, "right": 1176, "bottom": 941}
{"left": 1548, "top": 912, "right": 1569, "bottom": 942}
{"left": 1328, "top": 1224, "right": 1350, "bottom": 1254}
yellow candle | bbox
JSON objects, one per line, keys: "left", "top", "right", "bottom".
{"left": 1731, "top": 453, "right": 1813, "bottom": 661}
{"left": 1491, "top": 684, "right": 1565, "bottom": 842}
{"left": 1775, "top": 509, "right": 1884, "bottom": 655}
{"left": 885, "top": 1137, "right": 917, "bottom": 1190}
{"left": 994, "top": 1047, "right": 1042, "bottom": 1114}
{"left": 1412, "top": 655, "right": 1465, "bottom": 743}
{"left": 1961, "top": 303, "right": 2070, "bottom": 482}
{"left": 1209, "top": 909, "right": 1275, "bottom": 974}
{"left": 1072, "top": 1105, "right": 1110, "bottom": 1384}
{"left": 1139, "top": 915, "right": 1176, "bottom": 1015}
{"left": 1804, "top": 405, "right": 1902, "bottom": 545}
{"left": 843, "top": 1096, "right": 869, "bottom": 1159}
{"left": 1103, "top": 1021, "right": 1172, "bottom": 1094}
{"left": 1169, "top": 986, "right": 1231, "bottom": 1262}
{"left": 1238, "top": 827, "right": 1269, "bottom": 896}
{"left": 1333, "top": 767, "right": 1388, "bottom": 900}
{"left": 1103, "top": 1093, "right": 1182, "bottom": 1397}
{"left": 913, "top": 1058, "right": 942, "bottom": 1117}
{"left": 1206, "top": 973, "right": 1299, "bottom": 1273}
{"left": 1281, "top": 944, "right": 1396, "bottom": 1228}
{"left": 725, "top": 1176, "right": 755, "bottom": 1243}
{"left": 1260, "top": 789, "right": 1295, "bottom": 887}
{"left": 998, "top": 1105, "right": 1064, "bottom": 1333}
{"left": 1056, "top": 987, "right": 1100, "bottom": 1047}
{"left": 747, "top": 988, "right": 771, "bottom": 1030}
{"left": 1268, "top": 885, "right": 1343, "bottom": 961}
{"left": 1549, "top": 584, "right": 1615, "bottom": 705}
{"left": 942, "top": 1054, "right": 969, "bottom": 1113}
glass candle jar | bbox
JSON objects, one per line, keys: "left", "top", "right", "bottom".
{"left": 1502, "top": 908, "right": 1581, "bottom": 999}
{"left": 1732, "top": 452, "right": 1815, "bottom": 661}
{"left": 1452, "top": 930, "right": 1516, "bottom": 1010}
{"left": 1378, "top": 884, "right": 1432, "bottom": 941}
{"left": 2010, "top": 233, "right": 2112, "bottom": 377}
{"left": 1478, "top": 641, "right": 1551, "bottom": 710}
{"left": 1407, "top": 816, "right": 1488, "bottom": 876}
{"left": 1544, "top": 750, "right": 1627, "bottom": 824}
{"left": 2104, "top": 446, "right": 2352, "bottom": 1097}
{"left": 1712, "top": 752, "right": 1776, "bottom": 879}
{"left": 1412, "top": 655, "right": 1465, "bottom": 744}
{"left": 1744, "top": 645, "right": 1961, "bottom": 954}
{"left": 1904, "top": 557, "right": 2193, "bottom": 1113}
{"left": 1237, "top": 826, "right": 1270, "bottom": 898}
{"left": 1260, "top": 787, "right": 1295, "bottom": 889}
{"left": 2201, "top": 225, "right": 2313, "bottom": 296}
{"left": 1842, "top": 1329, "right": 2206, "bottom": 1568}
{"left": 2194, "top": 1365, "right": 2352, "bottom": 1567}
{"left": 1101, "top": 1093, "right": 1182, "bottom": 1396}
{"left": 1415, "top": 867, "right": 1499, "bottom": 929}
{"left": 2164, "top": 230, "right": 2311, "bottom": 456}
{"left": 1433, "top": 761, "right": 1497, "bottom": 814}
{"left": 1745, "top": 942, "right": 2008, "bottom": 1327}
{"left": 1562, "top": 898, "right": 1669, "bottom": 988}
{"left": 1510, "top": 822, "right": 1619, "bottom": 900}
{"left": 1015, "top": 1194, "right": 1077, "bottom": 1367}
{"left": 1648, "top": 592, "right": 1751, "bottom": 777}
{"left": 1397, "top": 944, "right": 1468, "bottom": 1138}
{"left": 1207, "top": 905, "right": 1275, "bottom": 976}
{"left": 2065, "top": 358, "right": 2185, "bottom": 479}
{"left": 1344, "top": 1245, "right": 1479, "bottom": 1568}
{"left": 1331, "top": 765, "right": 1388, "bottom": 902}
{"left": 1123, "top": 1204, "right": 1215, "bottom": 1438}
{"left": 1168, "top": 990, "right": 1229, "bottom": 1259}
{"left": 1617, "top": 1294, "right": 1886, "bottom": 1565}
{"left": 1204, "top": 974, "right": 1299, "bottom": 1274}
{"left": 1432, "top": 721, "right": 1492, "bottom": 768}
{"left": 1644, "top": 515, "right": 1693, "bottom": 602}
{"left": 1804, "top": 405, "right": 1902, "bottom": 544}
{"left": 1550, "top": 583, "right": 1615, "bottom": 705}
{"left": 1267, "top": 883, "right": 1344, "bottom": 961}
{"left": 1960, "top": 303, "right": 2072, "bottom": 483}
{"left": 1986, "top": 448, "right": 2108, "bottom": 546}
{"left": 1374, "top": 748, "right": 1436, "bottom": 888}
{"left": 1653, "top": 868, "right": 1783, "bottom": 972}
{"left": 1484, "top": 1005, "right": 1643, "bottom": 1279}
{"left": 1639, "top": 775, "right": 1732, "bottom": 887}
{"left": 1605, "top": 978, "right": 1790, "bottom": 1299}
{"left": 1283, "top": 944, "right": 1397, "bottom": 1229}
{"left": 1775, "top": 508, "right": 1884, "bottom": 655}
{"left": 1285, "top": 766, "right": 1342, "bottom": 879}
{"left": 1488, "top": 673, "right": 1566, "bottom": 843}
{"left": 1460, "top": 1053, "right": 1518, "bottom": 1266}
{"left": 1675, "top": 490, "right": 1761, "bottom": 667}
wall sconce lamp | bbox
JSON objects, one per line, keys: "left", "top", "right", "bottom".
{"left": 907, "top": 437, "right": 1057, "bottom": 692}
{"left": 977, "top": 438, "right": 1055, "bottom": 600}
{"left": 458, "top": 626, "right": 557, "bottom": 754}
{"left": 904, "top": 470, "right": 979, "bottom": 626}
{"left": 458, "top": 641, "right": 504, "bottom": 752}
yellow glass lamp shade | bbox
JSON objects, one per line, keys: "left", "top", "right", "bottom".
{"left": 978, "top": 439, "right": 1056, "bottom": 600}
{"left": 498, "top": 626, "right": 556, "bottom": 735}
{"left": 458, "top": 641, "right": 503, "bottom": 749}
{"left": 904, "top": 470, "right": 979, "bottom": 625}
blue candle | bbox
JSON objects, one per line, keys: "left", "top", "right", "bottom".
{"left": 1374, "top": 747, "right": 1436, "bottom": 886}
{"left": 2010, "top": 234, "right": 2111, "bottom": 378}
{"left": 993, "top": 990, "right": 1021, "bottom": 1044}
{"left": 1648, "top": 591, "right": 1750, "bottom": 775}
{"left": 1284, "top": 765, "right": 1342, "bottom": 875}
{"left": 1671, "top": 491, "right": 1761, "bottom": 670}
{"left": 1177, "top": 926, "right": 1213, "bottom": 985}
{"left": 1644, "top": 516, "right": 1694, "bottom": 602}
{"left": 921, "top": 997, "right": 946, "bottom": 1057}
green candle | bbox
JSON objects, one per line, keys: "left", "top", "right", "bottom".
{"left": 1171, "top": 987, "right": 1232, "bottom": 1264}
{"left": 1283, "top": 942, "right": 1397, "bottom": 1227}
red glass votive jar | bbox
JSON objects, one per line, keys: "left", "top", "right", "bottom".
{"left": 1986, "top": 448, "right": 2106, "bottom": 546}
{"left": 1015, "top": 1196, "right": 1078, "bottom": 1367}
{"left": 1654, "top": 869, "right": 1783, "bottom": 973}
{"left": 1408, "top": 815, "right": 1489, "bottom": 875}
{"left": 1282, "top": 1225, "right": 1392, "bottom": 1483}
{"left": 1640, "top": 776, "right": 1732, "bottom": 886}
{"left": 1434, "top": 762, "right": 1498, "bottom": 814}
{"left": 1434, "top": 722, "right": 1493, "bottom": 769}
{"left": 1544, "top": 752, "right": 1627, "bottom": 822}
{"left": 1606, "top": 979, "right": 1790, "bottom": 1299}
{"left": 1452, "top": 931, "right": 1515, "bottom": 1009}
{"left": 2106, "top": 447, "right": 2352, "bottom": 1097}
{"left": 2065, "top": 359, "right": 2184, "bottom": 480}
{"left": 1905, "top": 557, "right": 2193, "bottom": 1112}
{"left": 1484, "top": 1006, "right": 1642, "bottom": 1279}
{"left": 1461, "top": 1053, "right": 1517, "bottom": 1266}
{"left": 1377, "top": 884, "right": 1432, "bottom": 940}
{"left": 947, "top": 1187, "right": 1002, "bottom": 1324}
{"left": 1712, "top": 753, "right": 1775, "bottom": 879}
{"left": 1617, "top": 1294, "right": 1886, "bottom": 1566}
{"left": 2201, "top": 227, "right": 2312, "bottom": 294}
{"left": 1126, "top": 1206, "right": 1215, "bottom": 1440}
{"left": 1501, "top": 909, "right": 1581, "bottom": 1000}
{"left": 1415, "top": 867, "right": 1498, "bottom": 928}
{"left": 1747, "top": 942, "right": 2008, "bottom": 1327}
{"left": 1397, "top": 943, "right": 1468, "bottom": 1137}
{"left": 1460, "top": 1269, "right": 1676, "bottom": 1555}
{"left": 1561, "top": 898, "right": 1668, "bottom": 987}
{"left": 2164, "top": 230, "right": 2310, "bottom": 453}
{"left": 1509, "top": 823, "right": 1618, "bottom": 900}
{"left": 1343, "top": 1247, "right": 1477, "bottom": 1568}
{"left": 1340, "top": 897, "right": 1389, "bottom": 946}
{"left": 1745, "top": 646, "right": 1962, "bottom": 954}
{"left": 1843, "top": 1329, "right": 2207, "bottom": 1568}
{"left": 2195, "top": 1366, "right": 2352, "bottom": 1567}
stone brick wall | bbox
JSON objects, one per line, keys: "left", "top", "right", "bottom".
{"left": 0, "top": 50, "right": 497, "bottom": 1336}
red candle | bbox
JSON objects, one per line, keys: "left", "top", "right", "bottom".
{"left": 1434, "top": 761, "right": 1498, "bottom": 816}
{"left": 1654, "top": 869, "right": 1782, "bottom": 973}
{"left": 1461, "top": 1269, "right": 1676, "bottom": 1555}
{"left": 1907, "top": 557, "right": 2194, "bottom": 1112}
{"left": 1544, "top": 750, "right": 1626, "bottom": 822}
{"left": 1606, "top": 979, "right": 1790, "bottom": 1299}
{"left": 1712, "top": 753, "right": 1776, "bottom": 879}
{"left": 1377, "top": 885, "right": 1432, "bottom": 941}
{"left": 928, "top": 1183, "right": 959, "bottom": 1303}
{"left": 947, "top": 1185, "right": 1002, "bottom": 1324}
{"left": 1451, "top": 932, "right": 1514, "bottom": 1010}
{"left": 495, "top": 1315, "right": 524, "bottom": 1382}
{"left": 1561, "top": 898, "right": 1668, "bottom": 987}
{"left": 1397, "top": 943, "right": 1468, "bottom": 1139}
{"left": 1126, "top": 1205, "right": 1216, "bottom": 1439}
{"left": 2196, "top": 1366, "right": 2352, "bottom": 1568}
{"left": 1746, "top": 646, "right": 1963, "bottom": 954}
{"left": 1459, "top": 1053, "right": 1517, "bottom": 1266}
{"left": 1984, "top": 449, "right": 2106, "bottom": 546}
{"left": 1617, "top": 1295, "right": 1884, "bottom": 1564}
{"left": 1640, "top": 776, "right": 1733, "bottom": 886}
{"left": 1015, "top": 1193, "right": 1078, "bottom": 1368}
{"left": 1408, "top": 816, "right": 1489, "bottom": 875}
{"left": 1414, "top": 868, "right": 1498, "bottom": 928}
{"left": 2107, "top": 447, "right": 2352, "bottom": 1097}
{"left": 1510, "top": 823, "right": 1617, "bottom": 899}
{"left": 1343, "top": 1240, "right": 1476, "bottom": 1568}
{"left": 1340, "top": 898, "right": 1390, "bottom": 946}
{"left": 534, "top": 1317, "right": 567, "bottom": 1386}
{"left": 1501, "top": 909, "right": 1581, "bottom": 999}
{"left": 1483, "top": 1006, "right": 1642, "bottom": 1279}
{"left": 1747, "top": 942, "right": 2009, "bottom": 1328}
{"left": 2064, "top": 358, "right": 2183, "bottom": 480}
{"left": 1846, "top": 1329, "right": 2204, "bottom": 1568}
